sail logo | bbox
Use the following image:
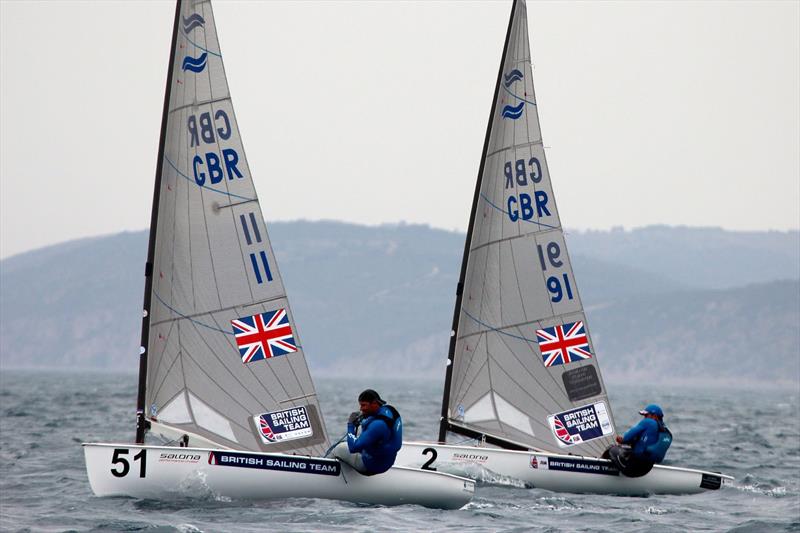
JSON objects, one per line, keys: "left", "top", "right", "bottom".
{"left": 503, "top": 69, "right": 523, "bottom": 87}
{"left": 182, "top": 13, "right": 205, "bottom": 34}
{"left": 182, "top": 52, "right": 208, "bottom": 73}
{"left": 231, "top": 309, "right": 298, "bottom": 363}
{"left": 501, "top": 101, "right": 525, "bottom": 120}
{"left": 536, "top": 321, "right": 593, "bottom": 367}
{"left": 254, "top": 406, "right": 313, "bottom": 444}
{"left": 547, "top": 402, "right": 613, "bottom": 448}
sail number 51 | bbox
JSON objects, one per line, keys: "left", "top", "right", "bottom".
{"left": 110, "top": 448, "right": 147, "bottom": 478}
{"left": 537, "top": 241, "right": 574, "bottom": 303}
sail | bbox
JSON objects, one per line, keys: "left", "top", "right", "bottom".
{"left": 139, "top": 0, "right": 328, "bottom": 455}
{"left": 441, "top": 0, "right": 616, "bottom": 457}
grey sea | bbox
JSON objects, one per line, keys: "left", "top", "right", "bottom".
{"left": 0, "top": 371, "right": 798, "bottom": 532}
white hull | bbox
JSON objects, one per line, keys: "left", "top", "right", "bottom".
{"left": 397, "top": 441, "right": 733, "bottom": 496}
{"left": 84, "top": 443, "right": 474, "bottom": 509}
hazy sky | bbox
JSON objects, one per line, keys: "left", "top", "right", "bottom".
{"left": 1, "top": 1, "right": 798, "bottom": 259}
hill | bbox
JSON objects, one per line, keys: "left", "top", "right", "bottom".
{"left": 1, "top": 222, "right": 797, "bottom": 386}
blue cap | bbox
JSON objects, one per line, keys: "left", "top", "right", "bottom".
{"left": 639, "top": 404, "right": 664, "bottom": 417}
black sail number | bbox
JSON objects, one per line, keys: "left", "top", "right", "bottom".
{"left": 110, "top": 448, "right": 147, "bottom": 478}
{"left": 421, "top": 447, "right": 438, "bottom": 471}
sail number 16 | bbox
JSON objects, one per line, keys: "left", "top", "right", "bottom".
{"left": 537, "top": 241, "right": 574, "bottom": 303}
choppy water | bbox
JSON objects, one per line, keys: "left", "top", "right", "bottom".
{"left": 0, "top": 371, "right": 798, "bottom": 532}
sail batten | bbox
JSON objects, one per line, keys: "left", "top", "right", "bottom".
{"left": 441, "top": 0, "right": 617, "bottom": 456}
{"left": 140, "top": 0, "right": 329, "bottom": 455}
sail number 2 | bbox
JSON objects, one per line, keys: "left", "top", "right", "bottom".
{"left": 110, "top": 448, "right": 146, "bottom": 478}
{"left": 537, "top": 241, "right": 574, "bottom": 302}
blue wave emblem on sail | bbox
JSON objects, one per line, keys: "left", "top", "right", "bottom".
{"left": 182, "top": 13, "right": 205, "bottom": 34}
{"left": 501, "top": 101, "right": 525, "bottom": 120}
{"left": 503, "top": 69, "right": 523, "bottom": 87}
{"left": 182, "top": 52, "right": 208, "bottom": 73}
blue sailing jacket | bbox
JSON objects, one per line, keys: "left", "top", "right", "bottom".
{"left": 346, "top": 405, "right": 403, "bottom": 474}
{"left": 621, "top": 418, "right": 671, "bottom": 463}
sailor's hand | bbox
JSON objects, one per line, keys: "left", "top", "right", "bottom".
{"left": 615, "top": 435, "right": 623, "bottom": 444}
{"left": 348, "top": 411, "right": 362, "bottom": 425}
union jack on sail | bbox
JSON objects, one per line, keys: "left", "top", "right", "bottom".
{"left": 536, "top": 321, "right": 592, "bottom": 368}
{"left": 231, "top": 309, "right": 297, "bottom": 363}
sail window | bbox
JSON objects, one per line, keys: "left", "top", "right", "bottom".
{"left": 188, "top": 392, "right": 238, "bottom": 443}
{"left": 157, "top": 391, "right": 192, "bottom": 424}
{"left": 463, "top": 393, "right": 495, "bottom": 423}
{"left": 493, "top": 393, "right": 535, "bottom": 437}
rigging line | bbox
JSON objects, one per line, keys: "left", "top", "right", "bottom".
{"left": 163, "top": 154, "right": 255, "bottom": 201}
{"left": 168, "top": 95, "right": 230, "bottom": 116}
{"left": 279, "top": 392, "right": 318, "bottom": 404}
{"left": 151, "top": 291, "right": 300, "bottom": 347}
{"left": 501, "top": 84, "right": 537, "bottom": 107}
{"left": 185, "top": 318, "right": 281, "bottom": 410}
{"left": 216, "top": 199, "right": 258, "bottom": 210}
{"left": 461, "top": 309, "right": 538, "bottom": 344}
{"left": 479, "top": 192, "right": 559, "bottom": 230}
{"left": 153, "top": 291, "right": 232, "bottom": 335}
{"left": 179, "top": 27, "right": 222, "bottom": 58}
{"left": 485, "top": 139, "right": 543, "bottom": 159}
{"left": 150, "top": 293, "right": 298, "bottom": 328}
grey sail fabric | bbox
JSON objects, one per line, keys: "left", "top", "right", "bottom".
{"left": 445, "top": 0, "right": 616, "bottom": 457}
{"left": 144, "top": 0, "right": 328, "bottom": 455}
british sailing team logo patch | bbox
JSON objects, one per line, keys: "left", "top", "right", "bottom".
{"left": 254, "top": 406, "right": 313, "bottom": 444}
{"left": 547, "top": 402, "right": 613, "bottom": 448}
{"left": 231, "top": 309, "right": 297, "bottom": 363}
{"left": 536, "top": 321, "right": 593, "bottom": 367}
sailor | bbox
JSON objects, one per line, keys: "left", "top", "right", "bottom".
{"left": 604, "top": 404, "right": 672, "bottom": 478}
{"left": 332, "top": 389, "right": 403, "bottom": 475}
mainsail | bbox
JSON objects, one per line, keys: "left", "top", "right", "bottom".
{"left": 439, "top": 0, "right": 617, "bottom": 457}
{"left": 135, "top": 0, "right": 328, "bottom": 456}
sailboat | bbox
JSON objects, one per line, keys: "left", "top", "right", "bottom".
{"left": 82, "top": 0, "right": 474, "bottom": 509}
{"left": 395, "top": 0, "right": 732, "bottom": 495}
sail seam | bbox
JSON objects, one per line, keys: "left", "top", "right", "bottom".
{"left": 486, "top": 139, "right": 543, "bottom": 159}
{"left": 451, "top": 341, "right": 488, "bottom": 411}
{"left": 150, "top": 320, "right": 178, "bottom": 401}
{"left": 180, "top": 26, "right": 222, "bottom": 57}
{"left": 168, "top": 95, "right": 230, "bottom": 115}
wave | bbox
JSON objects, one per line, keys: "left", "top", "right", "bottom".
{"left": 503, "top": 69, "right": 523, "bottom": 87}
{"left": 501, "top": 101, "right": 525, "bottom": 120}
{"left": 182, "top": 13, "right": 205, "bottom": 34}
{"left": 182, "top": 52, "right": 208, "bottom": 73}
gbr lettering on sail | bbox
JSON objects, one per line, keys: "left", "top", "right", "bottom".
{"left": 188, "top": 109, "right": 244, "bottom": 186}
{"left": 504, "top": 157, "right": 550, "bottom": 223}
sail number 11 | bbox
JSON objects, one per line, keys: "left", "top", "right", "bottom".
{"left": 537, "top": 241, "right": 574, "bottom": 303}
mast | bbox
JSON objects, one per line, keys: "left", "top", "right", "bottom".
{"left": 135, "top": 0, "right": 183, "bottom": 444}
{"left": 438, "top": 0, "right": 519, "bottom": 444}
